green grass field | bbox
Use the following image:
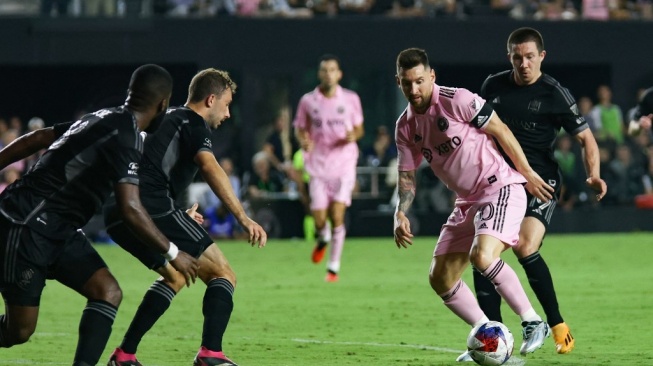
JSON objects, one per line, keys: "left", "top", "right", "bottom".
{"left": 2, "top": 233, "right": 652, "bottom": 365}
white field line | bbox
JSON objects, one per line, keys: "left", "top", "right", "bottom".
{"left": 291, "top": 337, "right": 526, "bottom": 365}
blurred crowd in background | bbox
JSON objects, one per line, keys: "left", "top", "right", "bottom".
{"left": 1, "top": 82, "right": 652, "bottom": 240}
{"left": 0, "top": 0, "right": 651, "bottom": 20}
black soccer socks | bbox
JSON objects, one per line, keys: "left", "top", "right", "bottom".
{"left": 202, "top": 277, "right": 235, "bottom": 352}
{"left": 519, "top": 251, "right": 564, "bottom": 327}
{"left": 74, "top": 300, "right": 117, "bottom": 366}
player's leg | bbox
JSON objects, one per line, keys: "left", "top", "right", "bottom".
{"left": 309, "top": 176, "right": 330, "bottom": 264}
{"left": 431, "top": 205, "right": 489, "bottom": 327}
{"left": 323, "top": 173, "right": 356, "bottom": 281}
{"left": 0, "top": 220, "right": 57, "bottom": 349}
{"left": 104, "top": 214, "right": 184, "bottom": 365}
{"left": 193, "top": 243, "right": 238, "bottom": 366}
{"left": 469, "top": 184, "right": 549, "bottom": 355}
{"left": 49, "top": 231, "right": 121, "bottom": 366}
{"left": 515, "top": 211, "right": 574, "bottom": 354}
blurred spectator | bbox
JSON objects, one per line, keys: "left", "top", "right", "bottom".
{"left": 361, "top": 125, "right": 397, "bottom": 167}
{"left": 201, "top": 156, "right": 243, "bottom": 210}
{"left": 41, "top": 0, "right": 70, "bottom": 16}
{"left": 591, "top": 84, "right": 625, "bottom": 145}
{"left": 84, "top": 0, "right": 116, "bottom": 16}
{"left": 0, "top": 118, "right": 8, "bottom": 137}
{"left": 27, "top": 117, "right": 45, "bottom": 132}
{"left": 578, "top": 96, "right": 600, "bottom": 133}
{"left": 203, "top": 203, "right": 249, "bottom": 239}
{"left": 582, "top": 0, "right": 610, "bottom": 19}
{"left": 1, "top": 129, "right": 26, "bottom": 173}
{"left": 258, "top": 0, "right": 313, "bottom": 16}
{"left": 237, "top": 0, "right": 263, "bottom": 15}
{"left": 338, "top": 0, "right": 374, "bottom": 14}
{"left": 554, "top": 134, "right": 582, "bottom": 210}
{"left": 8, "top": 116, "right": 23, "bottom": 135}
{"left": 261, "top": 105, "right": 300, "bottom": 177}
{"left": 247, "top": 151, "right": 285, "bottom": 198}
{"left": 608, "top": 144, "right": 648, "bottom": 203}
{"left": 0, "top": 168, "right": 21, "bottom": 193}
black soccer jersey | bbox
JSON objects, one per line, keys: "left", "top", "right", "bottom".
{"left": 138, "top": 106, "right": 214, "bottom": 214}
{"left": 632, "top": 87, "right": 653, "bottom": 121}
{"left": 0, "top": 107, "right": 143, "bottom": 239}
{"left": 480, "top": 71, "right": 588, "bottom": 177}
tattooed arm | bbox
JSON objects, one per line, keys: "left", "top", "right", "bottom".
{"left": 394, "top": 170, "right": 416, "bottom": 248}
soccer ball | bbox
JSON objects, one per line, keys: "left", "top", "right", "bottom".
{"left": 466, "top": 321, "right": 514, "bottom": 365}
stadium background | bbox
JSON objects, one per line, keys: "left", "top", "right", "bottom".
{"left": 1, "top": 12, "right": 652, "bottom": 237}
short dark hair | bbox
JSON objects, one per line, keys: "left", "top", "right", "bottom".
{"left": 318, "top": 54, "right": 341, "bottom": 69}
{"left": 187, "top": 68, "right": 237, "bottom": 104}
{"left": 507, "top": 27, "right": 544, "bottom": 53}
{"left": 127, "top": 64, "right": 173, "bottom": 110}
{"left": 396, "top": 48, "right": 430, "bottom": 73}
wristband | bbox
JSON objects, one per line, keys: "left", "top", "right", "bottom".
{"left": 163, "top": 242, "right": 179, "bottom": 261}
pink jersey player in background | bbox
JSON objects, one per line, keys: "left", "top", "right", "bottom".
{"left": 392, "top": 48, "right": 555, "bottom": 358}
{"left": 293, "top": 54, "right": 364, "bottom": 282}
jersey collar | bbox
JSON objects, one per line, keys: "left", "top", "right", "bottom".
{"left": 314, "top": 85, "right": 343, "bottom": 100}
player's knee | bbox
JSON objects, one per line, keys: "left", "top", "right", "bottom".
{"left": 101, "top": 282, "right": 123, "bottom": 307}
{"left": 513, "top": 240, "right": 539, "bottom": 258}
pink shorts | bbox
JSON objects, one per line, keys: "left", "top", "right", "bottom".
{"left": 309, "top": 173, "right": 357, "bottom": 211}
{"left": 434, "top": 183, "right": 526, "bottom": 256}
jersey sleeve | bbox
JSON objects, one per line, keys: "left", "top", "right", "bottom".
{"left": 350, "top": 92, "right": 364, "bottom": 127}
{"left": 101, "top": 128, "right": 142, "bottom": 186}
{"left": 479, "top": 75, "right": 492, "bottom": 99}
{"left": 293, "top": 95, "right": 310, "bottom": 130}
{"left": 187, "top": 121, "right": 214, "bottom": 158}
{"left": 52, "top": 121, "right": 74, "bottom": 138}
{"left": 451, "top": 88, "right": 494, "bottom": 130}
{"left": 553, "top": 85, "right": 589, "bottom": 136}
{"left": 395, "top": 117, "right": 422, "bottom": 171}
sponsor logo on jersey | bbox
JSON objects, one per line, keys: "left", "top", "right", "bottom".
{"left": 470, "top": 98, "right": 482, "bottom": 111}
{"left": 435, "top": 136, "right": 461, "bottom": 156}
{"left": 488, "top": 175, "right": 497, "bottom": 184}
{"left": 570, "top": 103, "right": 580, "bottom": 115}
{"left": 337, "top": 106, "right": 345, "bottom": 114}
{"left": 128, "top": 162, "right": 139, "bottom": 175}
{"left": 182, "top": 119, "right": 190, "bottom": 124}
{"left": 437, "top": 117, "right": 449, "bottom": 132}
{"left": 528, "top": 100, "right": 541, "bottom": 112}
{"left": 414, "top": 134, "right": 422, "bottom": 143}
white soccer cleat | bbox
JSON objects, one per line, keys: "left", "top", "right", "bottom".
{"left": 520, "top": 320, "right": 551, "bottom": 355}
{"left": 456, "top": 350, "right": 474, "bottom": 362}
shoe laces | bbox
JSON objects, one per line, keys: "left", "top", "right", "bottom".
{"left": 522, "top": 321, "right": 541, "bottom": 338}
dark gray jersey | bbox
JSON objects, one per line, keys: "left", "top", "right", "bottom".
{"left": 138, "top": 106, "right": 213, "bottom": 214}
{"left": 0, "top": 107, "right": 143, "bottom": 239}
{"left": 481, "top": 71, "right": 588, "bottom": 177}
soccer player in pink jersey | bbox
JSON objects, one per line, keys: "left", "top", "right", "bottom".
{"left": 293, "top": 54, "right": 364, "bottom": 282}
{"left": 392, "top": 48, "right": 555, "bottom": 357}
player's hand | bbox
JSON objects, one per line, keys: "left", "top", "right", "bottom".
{"left": 640, "top": 114, "right": 652, "bottom": 130}
{"left": 185, "top": 203, "right": 204, "bottom": 225}
{"left": 301, "top": 138, "right": 314, "bottom": 152}
{"left": 241, "top": 218, "right": 267, "bottom": 248}
{"left": 523, "top": 170, "right": 554, "bottom": 202}
{"left": 169, "top": 252, "right": 199, "bottom": 287}
{"left": 344, "top": 130, "right": 357, "bottom": 143}
{"left": 586, "top": 176, "right": 607, "bottom": 201}
{"left": 394, "top": 212, "right": 413, "bottom": 249}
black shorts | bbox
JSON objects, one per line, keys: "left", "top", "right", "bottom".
{"left": 106, "top": 208, "right": 214, "bottom": 270}
{"left": 0, "top": 216, "right": 106, "bottom": 306}
{"left": 524, "top": 172, "right": 561, "bottom": 230}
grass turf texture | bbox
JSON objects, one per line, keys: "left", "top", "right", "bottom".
{"left": 2, "top": 233, "right": 652, "bottom": 365}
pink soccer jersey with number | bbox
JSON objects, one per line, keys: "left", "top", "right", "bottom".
{"left": 395, "top": 84, "right": 526, "bottom": 201}
{"left": 293, "top": 85, "right": 363, "bottom": 179}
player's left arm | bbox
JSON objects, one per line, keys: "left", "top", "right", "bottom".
{"left": 195, "top": 151, "right": 267, "bottom": 247}
{"left": 573, "top": 129, "right": 607, "bottom": 201}
{"left": 483, "top": 113, "right": 554, "bottom": 202}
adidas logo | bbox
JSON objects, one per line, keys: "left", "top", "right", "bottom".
{"left": 479, "top": 223, "right": 488, "bottom": 229}
{"left": 492, "top": 97, "right": 500, "bottom": 104}
{"left": 477, "top": 115, "right": 489, "bottom": 125}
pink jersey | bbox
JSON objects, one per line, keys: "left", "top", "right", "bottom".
{"left": 293, "top": 85, "right": 363, "bottom": 179}
{"left": 395, "top": 84, "right": 525, "bottom": 201}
